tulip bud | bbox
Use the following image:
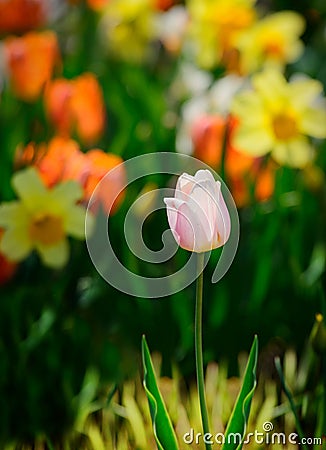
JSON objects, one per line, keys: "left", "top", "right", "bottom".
{"left": 164, "top": 170, "right": 231, "bottom": 253}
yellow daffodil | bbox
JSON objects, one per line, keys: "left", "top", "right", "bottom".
{"left": 231, "top": 70, "right": 326, "bottom": 168}
{"left": 0, "top": 167, "right": 91, "bottom": 268}
{"left": 186, "top": 0, "right": 257, "bottom": 69}
{"left": 235, "top": 11, "right": 305, "bottom": 74}
{"left": 100, "top": 0, "right": 157, "bottom": 62}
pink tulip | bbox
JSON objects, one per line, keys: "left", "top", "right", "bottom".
{"left": 164, "top": 170, "right": 231, "bottom": 253}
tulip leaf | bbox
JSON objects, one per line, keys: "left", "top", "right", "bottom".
{"left": 142, "top": 335, "right": 179, "bottom": 450}
{"left": 221, "top": 335, "right": 258, "bottom": 450}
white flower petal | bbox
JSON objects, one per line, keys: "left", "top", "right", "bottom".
{"left": 175, "top": 173, "right": 196, "bottom": 199}
{"left": 165, "top": 170, "right": 231, "bottom": 252}
{"left": 164, "top": 197, "right": 184, "bottom": 231}
{"left": 213, "top": 186, "right": 231, "bottom": 247}
{"left": 189, "top": 182, "right": 217, "bottom": 241}
{"left": 175, "top": 201, "right": 211, "bottom": 252}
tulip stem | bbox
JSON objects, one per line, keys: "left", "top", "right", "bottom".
{"left": 195, "top": 252, "right": 212, "bottom": 450}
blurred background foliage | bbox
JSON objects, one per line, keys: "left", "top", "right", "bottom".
{"left": 0, "top": 0, "right": 326, "bottom": 447}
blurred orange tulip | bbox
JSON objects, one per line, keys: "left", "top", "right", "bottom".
{"left": 18, "top": 137, "right": 125, "bottom": 214}
{"left": 87, "top": 0, "right": 110, "bottom": 10}
{"left": 191, "top": 115, "right": 226, "bottom": 168}
{"left": 44, "top": 73, "right": 106, "bottom": 145}
{"left": 0, "top": 0, "right": 46, "bottom": 33}
{"left": 154, "top": 0, "right": 175, "bottom": 11}
{"left": 0, "top": 230, "right": 17, "bottom": 285}
{"left": 37, "top": 137, "right": 82, "bottom": 187}
{"left": 192, "top": 114, "right": 275, "bottom": 207}
{"left": 4, "top": 31, "right": 60, "bottom": 102}
{"left": 83, "top": 149, "right": 126, "bottom": 214}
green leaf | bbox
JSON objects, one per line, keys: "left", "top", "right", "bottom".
{"left": 141, "top": 335, "right": 179, "bottom": 450}
{"left": 221, "top": 335, "right": 258, "bottom": 450}
{"left": 274, "top": 357, "right": 309, "bottom": 450}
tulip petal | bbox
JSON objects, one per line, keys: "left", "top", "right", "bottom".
{"left": 165, "top": 196, "right": 209, "bottom": 252}
{"left": 214, "top": 182, "right": 231, "bottom": 246}
{"left": 164, "top": 197, "right": 182, "bottom": 231}
{"left": 193, "top": 169, "right": 216, "bottom": 184}
{"left": 189, "top": 181, "right": 217, "bottom": 242}
{"left": 175, "top": 173, "right": 196, "bottom": 200}
{"left": 176, "top": 201, "right": 212, "bottom": 252}
{"left": 165, "top": 170, "right": 231, "bottom": 252}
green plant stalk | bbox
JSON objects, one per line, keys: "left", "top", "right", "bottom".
{"left": 195, "top": 252, "right": 212, "bottom": 450}
{"left": 274, "top": 357, "right": 309, "bottom": 450}
{"left": 320, "top": 285, "right": 326, "bottom": 441}
{"left": 322, "top": 354, "right": 326, "bottom": 445}
{"left": 45, "top": 436, "right": 55, "bottom": 450}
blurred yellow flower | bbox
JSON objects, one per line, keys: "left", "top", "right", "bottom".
{"left": 186, "top": 0, "right": 257, "bottom": 69}
{"left": 231, "top": 70, "right": 326, "bottom": 168}
{"left": 0, "top": 168, "right": 90, "bottom": 268}
{"left": 100, "top": 0, "right": 157, "bottom": 62}
{"left": 235, "top": 11, "right": 305, "bottom": 74}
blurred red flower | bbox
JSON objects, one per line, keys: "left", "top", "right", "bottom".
{"left": 44, "top": 73, "right": 106, "bottom": 145}
{"left": 0, "top": 230, "right": 17, "bottom": 285}
{"left": 4, "top": 31, "right": 60, "bottom": 101}
{"left": 86, "top": 0, "right": 110, "bottom": 10}
{"left": 154, "top": 0, "right": 175, "bottom": 11}
{"left": 0, "top": 0, "right": 47, "bottom": 34}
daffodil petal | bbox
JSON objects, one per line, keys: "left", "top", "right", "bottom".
{"left": 272, "top": 138, "right": 313, "bottom": 168}
{"left": 51, "top": 180, "right": 83, "bottom": 208}
{"left": 290, "top": 79, "right": 323, "bottom": 109}
{"left": 36, "top": 239, "right": 69, "bottom": 268}
{"left": 0, "top": 202, "right": 29, "bottom": 227}
{"left": 64, "top": 205, "right": 87, "bottom": 239}
{"left": 0, "top": 228, "right": 33, "bottom": 261}
{"left": 299, "top": 108, "right": 326, "bottom": 139}
{"left": 12, "top": 167, "right": 47, "bottom": 211}
{"left": 233, "top": 126, "right": 273, "bottom": 157}
{"left": 252, "top": 70, "right": 287, "bottom": 112}
{"left": 231, "top": 91, "right": 264, "bottom": 120}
